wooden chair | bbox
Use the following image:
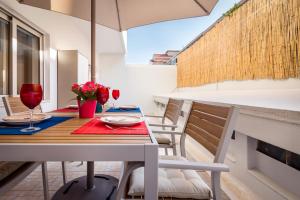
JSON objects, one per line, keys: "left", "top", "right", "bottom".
{"left": 0, "top": 162, "right": 49, "bottom": 199}
{"left": 2, "top": 96, "right": 42, "bottom": 116}
{"left": 2, "top": 96, "right": 67, "bottom": 185}
{"left": 145, "top": 98, "right": 184, "bottom": 155}
{"left": 124, "top": 101, "right": 239, "bottom": 200}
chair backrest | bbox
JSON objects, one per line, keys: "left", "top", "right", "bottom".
{"left": 2, "top": 96, "right": 42, "bottom": 116}
{"left": 163, "top": 98, "right": 184, "bottom": 125}
{"left": 181, "top": 101, "right": 238, "bottom": 163}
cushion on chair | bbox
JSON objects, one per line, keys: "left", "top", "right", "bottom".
{"left": 128, "top": 156, "right": 211, "bottom": 199}
{"left": 155, "top": 135, "right": 171, "bottom": 144}
{"left": 0, "top": 162, "right": 26, "bottom": 182}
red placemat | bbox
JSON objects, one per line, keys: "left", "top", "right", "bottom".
{"left": 54, "top": 108, "right": 78, "bottom": 113}
{"left": 72, "top": 118, "right": 149, "bottom": 135}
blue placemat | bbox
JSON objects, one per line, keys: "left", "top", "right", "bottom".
{"left": 0, "top": 117, "right": 73, "bottom": 135}
{"left": 106, "top": 107, "right": 141, "bottom": 113}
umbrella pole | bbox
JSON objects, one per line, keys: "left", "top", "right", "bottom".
{"left": 91, "top": 0, "right": 96, "bottom": 82}
{"left": 86, "top": 0, "right": 96, "bottom": 191}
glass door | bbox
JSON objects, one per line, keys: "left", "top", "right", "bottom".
{"left": 17, "top": 26, "right": 40, "bottom": 93}
{"left": 0, "top": 14, "right": 9, "bottom": 95}
{"left": 13, "top": 18, "right": 43, "bottom": 95}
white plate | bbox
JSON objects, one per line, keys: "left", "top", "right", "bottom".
{"left": 119, "top": 105, "right": 138, "bottom": 109}
{"left": 99, "top": 116, "right": 143, "bottom": 127}
{"left": 2, "top": 114, "right": 52, "bottom": 126}
{"left": 68, "top": 104, "right": 78, "bottom": 109}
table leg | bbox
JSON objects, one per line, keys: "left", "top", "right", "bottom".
{"left": 62, "top": 161, "right": 67, "bottom": 185}
{"left": 41, "top": 162, "right": 50, "bottom": 200}
{"left": 86, "top": 161, "right": 95, "bottom": 190}
{"left": 144, "top": 144, "right": 158, "bottom": 200}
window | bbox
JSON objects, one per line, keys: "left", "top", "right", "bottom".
{"left": 0, "top": 6, "right": 47, "bottom": 97}
{"left": 17, "top": 26, "right": 40, "bottom": 93}
{"left": 0, "top": 16, "right": 9, "bottom": 95}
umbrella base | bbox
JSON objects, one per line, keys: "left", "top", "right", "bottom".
{"left": 52, "top": 174, "right": 118, "bottom": 200}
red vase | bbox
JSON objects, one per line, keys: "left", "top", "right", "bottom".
{"left": 77, "top": 99, "right": 97, "bottom": 118}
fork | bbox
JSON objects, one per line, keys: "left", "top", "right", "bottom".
{"left": 105, "top": 124, "right": 143, "bottom": 130}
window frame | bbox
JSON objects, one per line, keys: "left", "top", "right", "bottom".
{"left": 14, "top": 19, "right": 44, "bottom": 94}
{"left": 0, "top": 4, "right": 50, "bottom": 100}
{"left": 0, "top": 12, "right": 10, "bottom": 95}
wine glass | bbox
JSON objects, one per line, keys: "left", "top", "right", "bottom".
{"left": 20, "top": 83, "right": 43, "bottom": 132}
{"left": 112, "top": 89, "right": 120, "bottom": 108}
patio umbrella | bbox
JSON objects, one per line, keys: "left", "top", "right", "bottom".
{"left": 17, "top": 0, "right": 218, "bottom": 199}
{"left": 17, "top": 0, "right": 218, "bottom": 81}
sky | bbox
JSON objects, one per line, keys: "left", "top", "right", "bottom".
{"left": 126, "top": 0, "right": 240, "bottom": 64}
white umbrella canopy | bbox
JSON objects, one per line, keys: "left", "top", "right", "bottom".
{"left": 18, "top": 0, "right": 218, "bottom": 81}
{"left": 18, "top": 0, "right": 218, "bottom": 31}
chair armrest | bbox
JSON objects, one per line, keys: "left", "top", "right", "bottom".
{"left": 144, "top": 114, "right": 164, "bottom": 118}
{"left": 149, "top": 123, "right": 178, "bottom": 128}
{"left": 152, "top": 130, "right": 182, "bottom": 135}
{"left": 159, "top": 160, "right": 229, "bottom": 172}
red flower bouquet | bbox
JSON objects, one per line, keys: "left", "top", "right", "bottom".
{"left": 72, "top": 81, "right": 100, "bottom": 101}
{"left": 71, "top": 81, "right": 109, "bottom": 118}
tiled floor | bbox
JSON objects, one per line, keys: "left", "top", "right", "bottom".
{"left": 0, "top": 161, "right": 122, "bottom": 200}
{"left": 0, "top": 161, "right": 230, "bottom": 200}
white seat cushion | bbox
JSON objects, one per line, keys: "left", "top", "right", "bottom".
{"left": 128, "top": 156, "right": 211, "bottom": 199}
{"left": 155, "top": 135, "right": 171, "bottom": 144}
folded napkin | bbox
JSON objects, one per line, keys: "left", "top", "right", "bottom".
{"left": 106, "top": 107, "right": 141, "bottom": 113}
{"left": 0, "top": 117, "right": 73, "bottom": 135}
{"left": 72, "top": 118, "right": 148, "bottom": 135}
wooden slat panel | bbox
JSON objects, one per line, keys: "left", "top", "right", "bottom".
{"left": 191, "top": 110, "right": 226, "bottom": 127}
{"left": 192, "top": 102, "right": 229, "bottom": 118}
{"left": 165, "top": 112, "right": 177, "bottom": 123}
{"left": 0, "top": 118, "right": 152, "bottom": 144}
{"left": 165, "top": 103, "right": 180, "bottom": 116}
{"left": 3, "top": 96, "right": 41, "bottom": 115}
{"left": 184, "top": 102, "right": 232, "bottom": 156}
{"left": 164, "top": 99, "right": 184, "bottom": 124}
{"left": 188, "top": 115, "right": 223, "bottom": 139}
{"left": 186, "top": 124, "right": 219, "bottom": 146}
{"left": 185, "top": 127, "right": 217, "bottom": 155}
{"left": 168, "top": 99, "right": 183, "bottom": 106}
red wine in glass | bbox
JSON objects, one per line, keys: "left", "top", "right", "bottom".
{"left": 112, "top": 89, "right": 120, "bottom": 108}
{"left": 20, "top": 84, "right": 43, "bottom": 132}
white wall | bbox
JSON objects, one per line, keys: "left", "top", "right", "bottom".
{"left": 96, "top": 54, "right": 177, "bottom": 113}
{"left": 96, "top": 51, "right": 300, "bottom": 113}
{"left": 172, "top": 79, "right": 300, "bottom": 111}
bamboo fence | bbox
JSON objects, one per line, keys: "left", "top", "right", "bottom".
{"left": 177, "top": 0, "right": 300, "bottom": 87}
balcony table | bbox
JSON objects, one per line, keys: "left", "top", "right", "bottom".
{"left": 0, "top": 110, "right": 158, "bottom": 200}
